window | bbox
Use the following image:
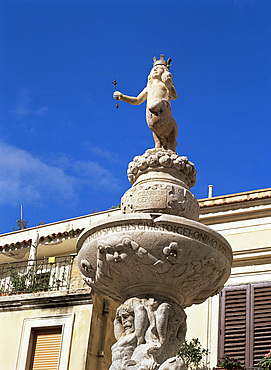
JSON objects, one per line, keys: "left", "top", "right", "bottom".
{"left": 29, "top": 327, "right": 62, "bottom": 370}
{"left": 218, "top": 282, "right": 271, "bottom": 367}
{"left": 16, "top": 314, "right": 74, "bottom": 370}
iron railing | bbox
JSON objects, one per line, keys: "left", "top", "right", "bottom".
{"left": 0, "top": 255, "right": 73, "bottom": 295}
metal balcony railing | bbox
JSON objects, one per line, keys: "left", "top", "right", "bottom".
{"left": 0, "top": 255, "right": 73, "bottom": 295}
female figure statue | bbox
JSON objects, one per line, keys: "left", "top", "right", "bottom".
{"left": 114, "top": 55, "right": 178, "bottom": 152}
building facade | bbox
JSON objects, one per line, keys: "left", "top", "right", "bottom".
{"left": 0, "top": 210, "right": 119, "bottom": 370}
{"left": 0, "top": 188, "right": 271, "bottom": 369}
{"left": 187, "top": 187, "right": 271, "bottom": 368}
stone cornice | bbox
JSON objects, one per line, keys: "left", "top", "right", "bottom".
{"left": 199, "top": 203, "right": 271, "bottom": 225}
{"left": 0, "top": 209, "right": 120, "bottom": 248}
{"left": 199, "top": 188, "right": 271, "bottom": 225}
{"left": 0, "top": 289, "right": 92, "bottom": 312}
{"left": 233, "top": 246, "right": 271, "bottom": 267}
{"left": 199, "top": 188, "right": 271, "bottom": 209}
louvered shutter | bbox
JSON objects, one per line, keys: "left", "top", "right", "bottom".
{"left": 30, "top": 327, "right": 62, "bottom": 370}
{"left": 219, "top": 282, "right": 271, "bottom": 368}
{"left": 218, "top": 285, "right": 249, "bottom": 365}
{"left": 252, "top": 284, "right": 271, "bottom": 366}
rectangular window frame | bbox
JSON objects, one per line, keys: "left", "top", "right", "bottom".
{"left": 16, "top": 313, "right": 74, "bottom": 370}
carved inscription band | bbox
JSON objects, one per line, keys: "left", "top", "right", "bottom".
{"left": 84, "top": 221, "right": 232, "bottom": 262}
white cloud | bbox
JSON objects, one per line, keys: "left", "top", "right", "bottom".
{"left": 88, "top": 146, "right": 120, "bottom": 163}
{"left": 0, "top": 142, "right": 121, "bottom": 208}
{"left": 0, "top": 142, "right": 76, "bottom": 207}
{"left": 52, "top": 156, "right": 121, "bottom": 192}
{"left": 12, "top": 88, "right": 32, "bottom": 117}
{"left": 35, "top": 105, "right": 49, "bottom": 115}
{"left": 12, "top": 88, "right": 49, "bottom": 118}
{"left": 70, "top": 160, "right": 120, "bottom": 191}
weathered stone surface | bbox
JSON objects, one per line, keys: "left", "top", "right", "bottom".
{"left": 77, "top": 213, "right": 232, "bottom": 308}
{"left": 78, "top": 54, "right": 233, "bottom": 369}
{"left": 126, "top": 149, "right": 197, "bottom": 188}
{"left": 109, "top": 297, "right": 186, "bottom": 370}
{"left": 113, "top": 55, "right": 178, "bottom": 152}
{"left": 122, "top": 149, "right": 199, "bottom": 220}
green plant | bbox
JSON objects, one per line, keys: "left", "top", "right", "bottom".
{"left": 177, "top": 338, "right": 209, "bottom": 369}
{"left": 258, "top": 350, "right": 271, "bottom": 369}
{"left": 110, "top": 204, "right": 121, "bottom": 209}
{"left": 31, "top": 272, "right": 50, "bottom": 292}
{"left": 8, "top": 267, "right": 51, "bottom": 294}
{"left": 9, "top": 269, "right": 28, "bottom": 292}
{"left": 217, "top": 355, "right": 243, "bottom": 369}
{"left": 69, "top": 229, "right": 75, "bottom": 237}
{"left": 16, "top": 219, "right": 28, "bottom": 230}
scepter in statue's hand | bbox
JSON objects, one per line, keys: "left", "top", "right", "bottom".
{"left": 112, "top": 80, "right": 119, "bottom": 109}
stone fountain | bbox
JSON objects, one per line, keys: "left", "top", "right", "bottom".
{"left": 77, "top": 55, "right": 232, "bottom": 369}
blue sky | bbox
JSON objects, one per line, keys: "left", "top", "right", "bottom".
{"left": 0, "top": 0, "right": 270, "bottom": 234}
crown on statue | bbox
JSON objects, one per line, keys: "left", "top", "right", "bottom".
{"left": 153, "top": 54, "right": 172, "bottom": 69}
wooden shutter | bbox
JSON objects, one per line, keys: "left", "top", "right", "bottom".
{"left": 219, "top": 286, "right": 249, "bottom": 364}
{"left": 219, "top": 282, "right": 271, "bottom": 368}
{"left": 30, "top": 327, "right": 62, "bottom": 370}
{"left": 252, "top": 284, "right": 271, "bottom": 366}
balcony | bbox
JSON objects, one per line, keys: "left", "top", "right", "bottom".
{"left": 0, "top": 255, "right": 74, "bottom": 295}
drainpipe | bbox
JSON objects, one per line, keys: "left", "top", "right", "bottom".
{"left": 97, "top": 299, "right": 110, "bottom": 370}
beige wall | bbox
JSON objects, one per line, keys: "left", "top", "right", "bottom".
{"left": 185, "top": 210, "right": 271, "bottom": 368}
{"left": 0, "top": 303, "right": 92, "bottom": 370}
{"left": 186, "top": 295, "right": 220, "bottom": 368}
{"left": 85, "top": 294, "right": 118, "bottom": 370}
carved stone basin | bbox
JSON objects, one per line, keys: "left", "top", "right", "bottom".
{"left": 77, "top": 212, "right": 232, "bottom": 308}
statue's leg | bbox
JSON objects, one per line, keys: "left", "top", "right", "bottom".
{"left": 152, "top": 132, "right": 162, "bottom": 149}
{"left": 167, "top": 125, "right": 178, "bottom": 152}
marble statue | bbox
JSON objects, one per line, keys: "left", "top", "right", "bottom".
{"left": 109, "top": 297, "right": 187, "bottom": 370}
{"left": 77, "top": 54, "right": 233, "bottom": 369}
{"left": 113, "top": 55, "right": 178, "bottom": 152}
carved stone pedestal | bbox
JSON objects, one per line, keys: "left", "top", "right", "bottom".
{"left": 122, "top": 149, "right": 199, "bottom": 220}
{"left": 76, "top": 149, "right": 232, "bottom": 369}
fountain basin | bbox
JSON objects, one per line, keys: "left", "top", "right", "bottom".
{"left": 77, "top": 213, "right": 232, "bottom": 307}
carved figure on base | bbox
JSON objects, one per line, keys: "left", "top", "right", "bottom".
{"left": 113, "top": 54, "right": 178, "bottom": 152}
{"left": 109, "top": 297, "right": 187, "bottom": 370}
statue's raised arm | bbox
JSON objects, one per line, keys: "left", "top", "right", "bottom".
{"left": 114, "top": 54, "right": 178, "bottom": 152}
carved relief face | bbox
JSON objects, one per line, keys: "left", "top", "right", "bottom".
{"left": 136, "top": 157, "right": 147, "bottom": 170}
{"left": 151, "top": 65, "right": 164, "bottom": 79}
{"left": 121, "top": 310, "right": 135, "bottom": 334}
{"left": 100, "top": 244, "right": 132, "bottom": 264}
{"left": 80, "top": 258, "right": 95, "bottom": 278}
{"left": 146, "top": 154, "right": 159, "bottom": 167}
